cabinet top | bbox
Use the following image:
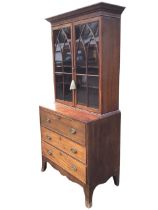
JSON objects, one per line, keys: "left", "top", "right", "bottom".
{"left": 40, "top": 103, "right": 99, "bottom": 123}
{"left": 39, "top": 103, "right": 120, "bottom": 123}
{"left": 46, "top": 2, "right": 125, "bottom": 24}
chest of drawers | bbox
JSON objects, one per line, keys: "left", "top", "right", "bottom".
{"left": 40, "top": 104, "right": 121, "bottom": 207}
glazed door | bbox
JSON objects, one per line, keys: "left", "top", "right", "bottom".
{"left": 74, "top": 20, "right": 100, "bottom": 110}
{"left": 53, "top": 24, "right": 73, "bottom": 104}
{"left": 52, "top": 20, "right": 100, "bottom": 111}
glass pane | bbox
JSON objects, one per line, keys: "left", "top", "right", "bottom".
{"left": 53, "top": 27, "right": 72, "bottom": 103}
{"left": 89, "top": 22, "right": 99, "bottom": 37}
{"left": 87, "top": 22, "right": 99, "bottom": 75}
{"left": 55, "top": 74, "right": 63, "bottom": 100}
{"left": 75, "top": 22, "right": 99, "bottom": 74}
{"left": 63, "top": 66, "right": 72, "bottom": 73}
{"left": 76, "top": 25, "right": 86, "bottom": 74}
{"left": 55, "top": 66, "right": 62, "bottom": 72}
{"left": 88, "top": 76, "right": 99, "bottom": 88}
{"left": 76, "top": 66, "right": 86, "bottom": 74}
{"left": 63, "top": 28, "right": 71, "bottom": 39}
{"left": 63, "top": 28, "right": 72, "bottom": 65}
{"left": 58, "top": 30, "right": 65, "bottom": 43}
{"left": 82, "top": 24, "right": 91, "bottom": 45}
{"left": 75, "top": 21, "right": 99, "bottom": 109}
{"left": 64, "top": 74, "right": 72, "bottom": 101}
{"left": 54, "top": 27, "right": 72, "bottom": 68}
{"left": 87, "top": 76, "right": 99, "bottom": 108}
{"left": 76, "top": 75, "right": 87, "bottom": 106}
{"left": 55, "top": 44, "right": 62, "bottom": 65}
{"left": 76, "top": 42, "right": 86, "bottom": 67}
{"left": 63, "top": 49, "right": 71, "bottom": 65}
{"left": 87, "top": 67, "right": 98, "bottom": 75}
{"left": 75, "top": 24, "right": 84, "bottom": 40}
{"left": 88, "top": 88, "right": 99, "bottom": 108}
{"left": 87, "top": 41, "right": 98, "bottom": 66}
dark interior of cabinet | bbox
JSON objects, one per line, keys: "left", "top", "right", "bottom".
{"left": 53, "top": 21, "right": 99, "bottom": 109}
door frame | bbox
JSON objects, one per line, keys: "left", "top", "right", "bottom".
{"left": 52, "top": 23, "right": 74, "bottom": 107}
{"left": 52, "top": 17, "right": 102, "bottom": 113}
{"left": 73, "top": 17, "right": 101, "bottom": 113}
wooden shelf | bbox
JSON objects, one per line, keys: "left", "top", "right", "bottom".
{"left": 77, "top": 65, "right": 98, "bottom": 68}
{"left": 55, "top": 72, "right": 72, "bottom": 75}
{"left": 76, "top": 74, "right": 99, "bottom": 77}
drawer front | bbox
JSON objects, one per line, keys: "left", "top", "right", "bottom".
{"left": 42, "top": 141, "right": 86, "bottom": 183}
{"left": 40, "top": 109, "right": 85, "bottom": 145}
{"left": 41, "top": 127, "right": 86, "bottom": 164}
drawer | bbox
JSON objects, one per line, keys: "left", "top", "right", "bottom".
{"left": 40, "top": 109, "right": 85, "bottom": 145}
{"left": 42, "top": 141, "right": 86, "bottom": 183}
{"left": 41, "top": 127, "right": 86, "bottom": 164}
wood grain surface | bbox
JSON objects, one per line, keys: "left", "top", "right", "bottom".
{"left": 41, "top": 126, "right": 86, "bottom": 164}
{"left": 42, "top": 141, "right": 86, "bottom": 183}
{"left": 40, "top": 107, "right": 86, "bottom": 145}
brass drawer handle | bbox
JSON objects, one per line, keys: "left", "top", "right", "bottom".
{"left": 70, "top": 128, "right": 76, "bottom": 134}
{"left": 71, "top": 165, "right": 77, "bottom": 172}
{"left": 47, "top": 150, "right": 52, "bottom": 155}
{"left": 46, "top": 118, "right": 51, "bottom": 123}
{"left": 46, "top": 135, "right": 52, "bottom": 141}
{"left": 70, "top": 148, "right": 77, "bottom": 154}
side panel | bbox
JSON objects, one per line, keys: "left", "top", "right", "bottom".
{"left": 101, "top": 16, "right": 121, "bottom": 113}
{"left": 87, "top": 111, "right": 121, "bottom": 187}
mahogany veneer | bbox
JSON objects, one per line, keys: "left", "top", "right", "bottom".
{"left": 39, "top": 2, "right": 125, "bottom": 208}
